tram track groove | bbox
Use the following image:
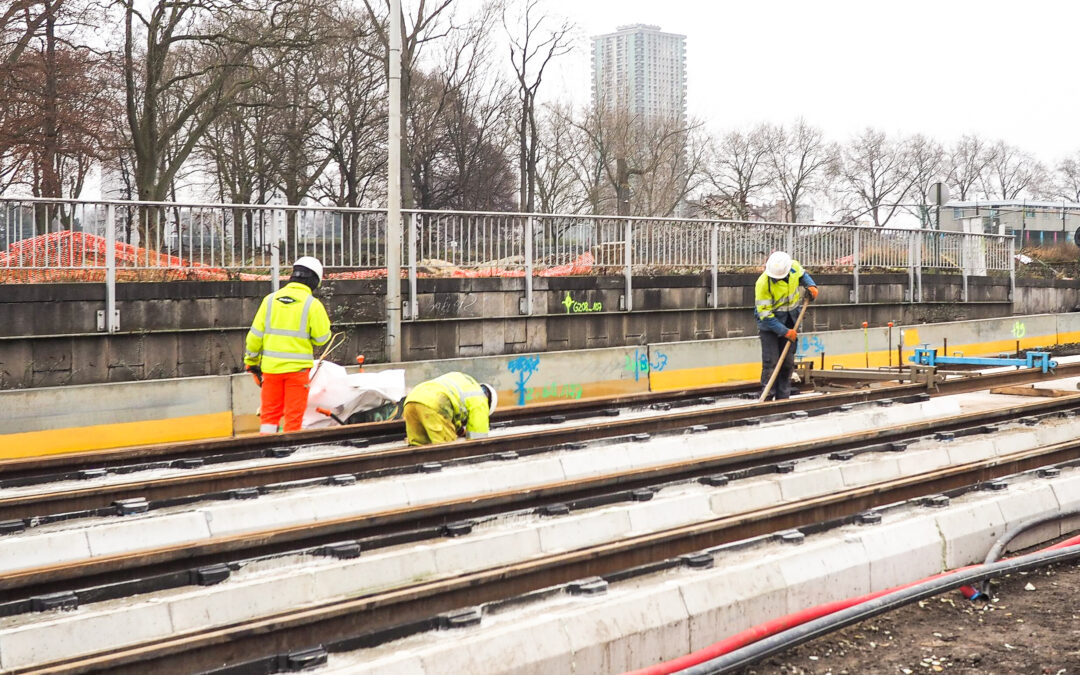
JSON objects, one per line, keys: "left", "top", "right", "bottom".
{"left": 18, "top": 431, "right": 1080, "bottom": 675}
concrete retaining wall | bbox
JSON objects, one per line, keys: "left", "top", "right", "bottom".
{"left": 0, "top": 273, "right": 1033, "bottom": 390}
{"left": 3, "top": 312, "right": 1079, "bottom": 456}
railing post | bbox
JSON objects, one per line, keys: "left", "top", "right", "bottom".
{"left": 624, "top": 218, "right": 633, "bottom": 312}
{"left": 785, "top": 223, "right": 794, "bottom": 254}
{"left": 915, "top": 232, "right": 923, "bottom": 303}
{"left": 407, "top": 212, "right": 417, "bottom": 320}
{"left": 852, "top": 227, "right": 860, "bottom": 305}
{"left": 1008, "top": 236, "right": 1016, "bottom": 305}
{"left": 907, "top": 232, "right": 915, "bottom": 304}
{"left": 710, "top": 222, "right": 718, "bottom": 309}
{"left": 524, "top": 216, "right": 534, "bottom": 315}
{"left": 961, "top": 232, "right": 969, "bottom": 303}
{"left": 270, "top": 211, "right": 280, "bottom": 293}
{"left": 104, "top": 204, "right": 118, "bottom": 333}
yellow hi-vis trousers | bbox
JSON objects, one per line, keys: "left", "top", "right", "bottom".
{"left": 403, "top": 401, "right": 458, "bottom": 446}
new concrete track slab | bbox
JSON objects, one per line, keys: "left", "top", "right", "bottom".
{"left": 0, "top": 397, "right": 983, "bottom": 574}
{"left": 314, "top": 469, "right": 1080, "bottom": 675}
{"left": 3, "top": 413, "right": 1080, "bottom": 670}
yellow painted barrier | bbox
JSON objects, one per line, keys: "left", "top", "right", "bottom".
{"left": 0, "top": 412, "right": 233, "bottom": 458}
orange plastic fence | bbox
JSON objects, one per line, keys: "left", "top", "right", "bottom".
{"left": 0, "top": 231, "right": 596, "bottom": 282}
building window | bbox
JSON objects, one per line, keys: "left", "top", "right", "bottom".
{"left": 953, "top": 208, "right": 964, "bottom": 219}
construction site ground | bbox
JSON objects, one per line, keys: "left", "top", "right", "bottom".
{"left": 744, "top": 553, "right": 1080, "bottom": 675}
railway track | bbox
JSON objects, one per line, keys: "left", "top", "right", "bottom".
{"left": 19, "top": 415, "right": 1080, "bottom": 675}
{"left": 5, "top": 365, "right": 1080, "bottom": 674}
{"left": 3, "top": 363, "right": 1078, "bottom": 526}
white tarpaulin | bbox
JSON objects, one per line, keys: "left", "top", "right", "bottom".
{"left": 302, "top": 362, "right": 406, "bottom": 428}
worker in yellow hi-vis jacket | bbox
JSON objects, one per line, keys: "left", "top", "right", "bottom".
{"left": 244, "top": 256, "right": 331, "bottom": 433}
{"left": 403, "top": 371, "right": 498, "bottom": 445}
{"left": 755, "top": 250, "right": 818, "bottom": 401}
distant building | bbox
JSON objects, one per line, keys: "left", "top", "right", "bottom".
{"left": 938, "top": 200, "right": 1080, "bottom": 246}
{"left": 591, "top": 24, "right": 686, "bottom": 123}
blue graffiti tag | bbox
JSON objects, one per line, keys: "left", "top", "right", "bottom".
{"left": 796, "top": 335, "right": 825, "bottom": 357}
{"left": 508, "top": 355, "right": 541, "bottom": 406}
{"left": 624, "top": 349, "right": 668, "bottom": 381}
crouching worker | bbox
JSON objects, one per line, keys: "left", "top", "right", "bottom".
{"left": 244, "top": 256, "right": 332, "bottom": 433}
{"left": 755, "top": 250, "right": 818, "bottom": 401}
{"left": 403, "top": 371, "right": 498, "bottom": 446}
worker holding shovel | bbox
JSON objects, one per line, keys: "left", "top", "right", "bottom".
{"left": 755, "top": 251, "right": 818, "bottom": 401}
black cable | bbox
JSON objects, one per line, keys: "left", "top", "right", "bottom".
{"left": 975, "top": 507, "right": 1080, "bottom": 596}
{"left": 678, "top": 543, "right": 1080, "bottom": 674}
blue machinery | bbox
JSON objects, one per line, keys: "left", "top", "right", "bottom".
{"left": 909, "top": 346, "right": 1058, "bottom": 373}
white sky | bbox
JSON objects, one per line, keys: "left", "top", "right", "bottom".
{"left": 535, "top": 0, "right": 1079, "bottom": 162}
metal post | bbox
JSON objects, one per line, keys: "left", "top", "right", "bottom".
{"left": 915, "top": 232, "right": 923, "bottom": 303}
{"left": 1008, "top": 236, "right": 1016, "bottom": 305}
{"left": 785, "top": 223, "right": 794, "bottom": 254}
{"left": 270, "top": 213, "right": 280, "bottom": 293}
{"left": 624, "top": 218, "right": 633, "bottom": 312}
{"left": 852, "top": 227, "right": 860, "bottom": 305}
{"left": 709, "top": 222, "right": 718, "bottom": 309}
{"left": 961, "top": 232, "right": 969, "bottom": 303}
{"left": 407, "top": 212, "right": 417, "bottom": 320}
{"left": 385, "top": 0, "right": 403, "bottom": 362}
{"left": 524, "top": 216, "right": 534, "bottom": 315}
{"left": 105, "top": 204, "right": 118, "bottom": 333}
{"left": 907, "top": 232, "right": 915, "bottom": 303}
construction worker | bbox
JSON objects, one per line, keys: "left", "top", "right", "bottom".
{"left": 755, "top": 250, "right": 818, "bottom": 401}
{"left": 244, "top": 256, "right": 331, "bottom": 433}
{"left": 403, "top": 371, "right": 498, "bottom": 446}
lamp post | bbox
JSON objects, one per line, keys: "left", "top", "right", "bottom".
{"left": 385, "top": 0, "right": 402, "bottom": 363}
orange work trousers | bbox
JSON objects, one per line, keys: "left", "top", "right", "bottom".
{"left": 260, "top": 369, "right": 310, "bottom": 433}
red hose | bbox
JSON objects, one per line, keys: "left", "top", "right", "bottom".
{"left": 625, "top": 532, "right": 1080, "bottom": 675}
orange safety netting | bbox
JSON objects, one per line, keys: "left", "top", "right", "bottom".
{"left": 0, "top": 231, "right": 596, "bottom": 283}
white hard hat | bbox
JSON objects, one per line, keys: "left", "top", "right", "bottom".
{"left": 293, "top": 256, "right": 323, "bottom": 281}
{"left": 765, "top": 251, "right": 793, "bottom": 279}
{"left": 480, "top": 383, "right": 498, "bottom": 414}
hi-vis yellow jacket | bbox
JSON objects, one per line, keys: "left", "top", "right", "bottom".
{"left": 754, "top": 260, "right": 815, "bottom": 336}
{"left": 244, "top": 282, "right": 331, "bottom": 374}
{"left": 404, "top": 371, "right": 491, "bottom": 439}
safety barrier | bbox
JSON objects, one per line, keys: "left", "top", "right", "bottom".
{"left": 1, "top": 312, "right": 1073, "bottom": 455}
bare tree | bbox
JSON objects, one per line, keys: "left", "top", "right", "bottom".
{"left": 119, "top": 0, "right": 315, "bottom": 246}
{"left": 833, "top": 128, "right": 915, "bottom": 227}
{"left": 902, "top": 133, "right": 946, "bottom": 226}
{"left": 503, "top": 0, "right": 571, "bottom": 212}
{"left": 945, "top": 134, "right": 992, "bottom": 201}
{"left": 315, "top": 7, "right": 385, "bottom": 209}
{"left": 534, "top": 103, "right": 589, "bottom": 214}
{"left": 361, "top": 0, "right": 456, "bottom": 209}
{"left": 705, "top": 124, "right": 772, "bottom": 221}
{"left": 981, "top": 140, "right": 1045, "bottom": 201}
{"left": 1049, "top": 152, "right": 1080, "bottom": 203}
{"left": 766, "top": 119, "right": 834, "bottom": 223}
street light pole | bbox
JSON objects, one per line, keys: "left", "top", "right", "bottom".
{"left": 386, "top": 0, "right": 402, "bottom": 363}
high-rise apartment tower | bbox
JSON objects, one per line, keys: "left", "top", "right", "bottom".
{"left": 591, "top": 24, "right": 686, "bottom": 122}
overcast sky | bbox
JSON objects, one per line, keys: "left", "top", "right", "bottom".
{"left": 534, "top": 0, "right": 1077, "bottom": 162}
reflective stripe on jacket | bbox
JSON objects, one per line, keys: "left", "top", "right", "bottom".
{"left": 403, "top": 371, "right": 491, "bottom": 439}
{"left": 244, "top": 282, "right": 332, "bottom": 374}
{"left": 754, "top": 260, "right": 816, "bottom": 336}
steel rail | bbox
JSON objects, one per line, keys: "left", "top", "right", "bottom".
{"left": 0, "top": 381, "right": 766, "bottom": 480}
{"left": 1, "top": 366, "right": 1077, "bottom": 523}
{"left": 21, "top": 431, "right": 1080, "bottom": 675}
{"left": 3, "top": 393, "right": 1079, "bottom": 605}
{"left": 7, "top": 360, "right": 1075, "bottom": 480}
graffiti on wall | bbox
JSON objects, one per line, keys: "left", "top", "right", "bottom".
{"left": 562, "top": 292, "right": 602, "bottom": 314}
{"left": 508, "top": 355, "right": 541, "bottom": 406}
{"left": 796, "top": 335, "right": 825, "bottom": 357}
{"left": 624, "top": 348, "right": 668, "bottom": 381}
{"left": 1012, "top": 321, "right": 1027, "bottom": 339}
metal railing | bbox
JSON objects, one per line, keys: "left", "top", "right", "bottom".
{"left": 0, "top": 197, "right": 1016, "bottom": 330}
